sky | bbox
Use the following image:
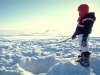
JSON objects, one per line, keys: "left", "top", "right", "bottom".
{"left": 0, "top": 0, "right": 100, "bottom": 32}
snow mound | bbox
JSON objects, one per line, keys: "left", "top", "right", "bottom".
{"left": 46, "top": 58, "right": 99, "bottom": 75}
{"left": 0, "top": 64, "right": 34, "bottom": 75}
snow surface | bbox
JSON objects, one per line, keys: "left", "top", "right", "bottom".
{"left": 0, "top": 30, "right": 100, "bottom": 75}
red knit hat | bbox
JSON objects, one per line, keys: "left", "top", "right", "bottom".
{"left": 77, "top": 4, "right": 89, "bottom": 22}
{"left": 78, "top": 4, "right": 89, "bottom": 12}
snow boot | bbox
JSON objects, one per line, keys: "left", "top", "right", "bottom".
{"left": 76, "top": 51, "right": 91, "bottom": 67}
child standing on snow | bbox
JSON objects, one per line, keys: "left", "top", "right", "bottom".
{"left": 71, "top": 4, "right": 96, "bottom": 67}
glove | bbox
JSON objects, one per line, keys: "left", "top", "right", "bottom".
{"left": 72, "top": 33, "right": 77, "bottom": 40}
{"left": 81, "top": 37, "right": 87, "bottom": 47}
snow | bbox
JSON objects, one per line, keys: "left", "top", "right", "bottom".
{"left": 0, "top": 30, "right": 100, "bottom": 75}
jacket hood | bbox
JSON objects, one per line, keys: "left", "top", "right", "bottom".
{"left": 87, "top": 12, "right": 96, "bottom": 21}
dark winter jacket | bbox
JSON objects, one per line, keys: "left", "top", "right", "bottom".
{"left": 74, "top": 12, "right": 96, "bottom": 38}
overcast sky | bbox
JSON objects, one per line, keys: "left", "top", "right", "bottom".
{"left": 0, "top": 0, "right": 99, "bottom": 32}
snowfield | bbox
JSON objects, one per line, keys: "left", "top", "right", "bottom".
{"left": 0, "top": 30, "right": 100, "bottom": 75}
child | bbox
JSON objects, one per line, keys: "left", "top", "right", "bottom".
{"left": 72, "top": 4, "right": 96, "bottom": 67}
